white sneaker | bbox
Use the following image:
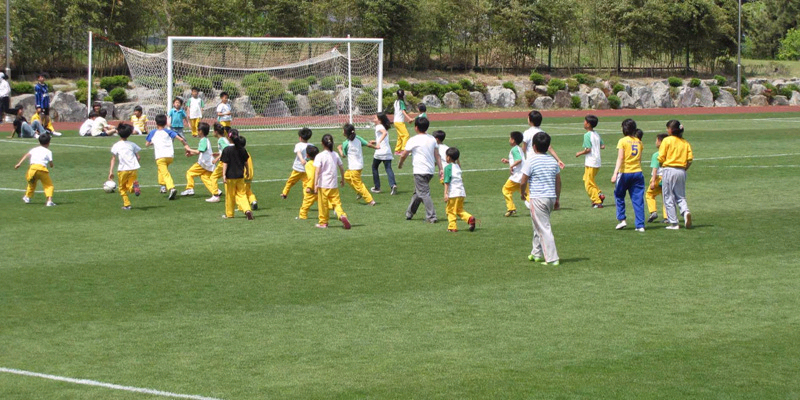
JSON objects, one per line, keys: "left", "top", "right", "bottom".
{"left": 181, "top": 189, "right": 194, "bottom": 196}
{"left": 615, "top": 220, "right": 627, "bottom": 230}
{"left": 666, "top": 224, "right": 680, "bottom": 230}
{"left": 370, "top": 187, "right": 381, "bottom": 193}
{"left": 159, "top": 186, "right": 167, "bottom": 194}
{"left": 51, "top": 131, "right": 62, "bottom": 137}
{"left": 46, "top": 201, "right": 56, "bottom": 207}
{"left": 206, "top": 195, "right": 220, "bottom": 203}
{"left": 635, "top": 227, "right": 645, "bottom": 232}
{"left": 22, "top": 196, "right": 30, "bottom": 204}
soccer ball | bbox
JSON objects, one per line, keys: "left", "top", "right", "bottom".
{"left": 103, "top": 180, "right": 117, "bottom": 193}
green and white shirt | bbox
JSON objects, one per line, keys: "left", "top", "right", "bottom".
{"left": 509, "top": 145, "right": 524, "bottom": 183}
{"left": 582, "top": 130, "right": 604, "bottom": 168}
{"left": 342, "top": 135, "right": 369, "bottom": 171}
{"left": 393, "top": 99, "right": 406, "bottom": 123}
{"left": 443, "top": 163, "right": 465, "bottom": 198}
{"left": 187, "top": 97, "right": 205, "bottom": 119}
{"left": 197, "top": 137, "right": 214, "bottom": 171}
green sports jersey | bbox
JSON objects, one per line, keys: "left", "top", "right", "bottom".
{"left": 651, "top": 151, "right": 660, "bottom": 169}
{"left": 198, "top": 137, "right": 209, "bottom": 152}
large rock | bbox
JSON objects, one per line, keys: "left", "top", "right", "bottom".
{"left": 442, "top": 91, "right": 460, "bottom": 109}
{"left": 553, "top": 90, "right": 572, "bottom": 109}
{"left": 98, "top": 101, "right": 116, "bottom": 118}
{"left": 433, "top": 78, "right": 449, "bottom": 85}
{"left": 422, "top": 94, "right": 442, "bottom": 108}
{"left": 469, "top": 91, "right": 487, "bottom": 108}
{"left": 513, "top": 80, "right": 530, "bottom": 93}
{"left": 790, "top": 91, "right": 800, "bottom": 106}
{"left": 618, "top": 91, "right": 636, "bottom": 109}
{"left": 749, "top": 84, "right": 767, "bottom": 96}
{"left": 631, "top": 86, "right": 656, "bottom": 109}
{"left": 334, "top": 88, "right": 362, "bottom": 114}
{"left": 114, "top": 102, "right": 139, "bottom": 122}
{"left": 126, "top": 86, "right": 162, "bottom": 103}
{"left": 201, "top": 98, "right": 221, "bottom": 119}
{"left": 51, "top": 91, "right": 88, "bottom": 122}
{"left": 534, "top": 85, "right": 549, "bottom": 95}
{"left": 485, "top": 86, "right": 516, "bottom": 108}
{"left": 295, "top": 95, "right": 311, "bottom": 116}
{"left": 749, "top": 95, "right": 769, "bottom": 106}
{"left": 263, "top": 100, "right": 291, "bottom": 117}
{"left": 772, "top": 95, "right": 790, "bottom": 106}
{"left": 10, "top": 94, "right": 37, "bottom": 117}
{"left": 578, "top": 84, "right": 592, "bottom": 94}
{"left": 533, "top": 96, "right": 554, "bottom": 110}
{"left": 233, "top": 95, "right": 256, "bottom": 118}
{"left": 651, "top": 82, "right": 673, "bottom": 108}
{"left": 714, "top": 90, "right": 737, "bottom": 107}
{"left": 677, "top": 85, "right": 714, "bottom": 108}
{"left": 588, "top": 88, "right": 609, "bottom": 110}
{"left": 96, "top": 89, "right": 108, "bottom": 101}
{"left": 749, "top": 78, "right": 769, "bottom": 85}
{"left": 575, "top": 92, "right": 590, "bottom": 109}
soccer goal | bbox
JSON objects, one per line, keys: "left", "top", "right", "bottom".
{"left": 117, "top": 36, "right": 384, "bottom": 131}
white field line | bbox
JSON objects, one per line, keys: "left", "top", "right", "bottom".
{"left": 0, "top": 367, "right": 224, "bottom": 400}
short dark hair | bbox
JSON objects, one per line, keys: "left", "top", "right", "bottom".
{"left": 635, "top": 129, "right": 644, "bottom": 140}
{"left": 88, "top": 111, "right": 98, "bottom": 118}
{"left": 220, "top": 91, "right": 229, "bottom": 98}
{"left": 418, "top": 103, "right": 427, "bottom": 112}
{"left": 173, "top": 97, "right": 183, "bottom": 105}
{"left": 306, "top": 144, "right": 319, "bottom": 160}
{"left": 414, "top": 116, "right": 429, "bottom": 132}
{"left": 621, "top": 118, "right": 637, "bottom": 137}
{"left": 585, "top": 115, "right": 598, "bottom": 128}
{"left": 432, "top": 130, "right": 446, "bottom": 142}
{"left": 213, "top": 122, "right": 225, "bottom": 135}
{"left": 155, "top": 114, "right": 167, "bottom": 127}
{"left": 191, "top": 87, "right": 199, "bottom": 92}
{"left": 133, "top": 105, "right": 143, "bottom": 112}
{"left": 533, "top": 131, "right": 551, "bottom": 153}
{"left": 445, "top": 146, "right": 460, "bottom": 162}
{"left": 657, "top": 133, "right": 669, "bottom": 143}
{"left": 298, "top": 127, "right": 313, "bottom": 141}
{"left": 38, "top": 133, "right": 51, "bottom": 145}
{"left": 118, "top": 124, "right": 133, "bottom": 138}
{"left": 99, "top": 109, "right": 107, "bottom": 118}
{"left": 37, "top": 73, "right": 46, "bottom": 79}
{"left": 510, "top": 131, "right": 523, "bottom": 145}
{"left": 198, "top": 122, "right": 210, "bottom": 136}
{"left": 528, "top": 110, "right": 543, "bottom": 127}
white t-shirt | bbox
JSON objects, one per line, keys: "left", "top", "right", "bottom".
{"left": 582, "top": 130, "right": 603, "bottom": 168}
{"left": 187, "top": 97, "right": 204, "bottom": 119}
{"left": 373, "top": 125, "right": 393, "bottom": 161}
{"left": 91, "top": 117, "right": 108, "bottom": 136}
{"left": 393, "top": 99, "right": 406, "bottom": 123}
{"left": 292, "top": 142, "right": 310, "bottom": 172}
{"left": 444, "top": 163, "right": 466, "bottom": 198}
{"left": 28, "top": 146, "right": 53, "bottom": 167}
{"left": 216, "top": 102, "right": 232, "bottom": 122}
{"left": 197, "top": 137, "right": 214, "bottom": 171}
{"left": 111, "top": 140, "right": 141, "bottom": 171}
{"left": 508, "top": 145, "right": 525, "bottom": 183}
{"left": 522, "top": 126, "right": 543, "bottom": 159}
{"left": 343, "top": 136, "right": 367, "bottom": 171}
{"left": 146, "top": 128, "right": 179, "bottom": 159}
{"left": 438, "top": 143, "right": 449, "bottom": 168}
{"left": 313, "top": 150, "right": 342, "bottom": 189}
{"left": 79, "top": 119, "right": 94, "bottom": 136}
{"left": 0, "top": 79, "right": 10, "bottom": 98}
{"left": 404, "top": 133, "right": 438, "bottom": 175}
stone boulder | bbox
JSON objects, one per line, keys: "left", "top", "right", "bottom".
{"left": 97, "top": 101, "right": 116, "bottom": 119}
{"left": 422, "top": 94, "right": 442, "bottom": 108}
{"left": 575, "top": 92, "right": 590, "bottom": 109}
{"left": 618, "top": 91, "right": 636, "bottom": 109}
{"left": 513, "top": 80, "right": 530, "bottom": 93}
{"left": 749, "top": 95, "right": 769, "bottom": 107}
{"left": 97, "top": 89, "right": 108, "bottom": 101}
{"left": 631, "top": 86, "right": 656, "bottom": 109}
{"left": 232, "top": 96, "right": 256, "bottom": 118}
{"left": 126, "top": 87, "right": 162, "bottom": 103}
{"left": 295, "top": 95, "right": 311, "bottom": 116}
{"left": 469, "top": 91, "right": 487, "bottom": 108}
{"left": 790, "top": 91, "right": 800, "bottom": 106}
{"left": 749, "top": 78, "right": 769, "bottom": 85}
{"left": 553, "top": 90, "right": 572, "bottom": 109}
{"left": 750, "top": 84, "right": 767, "bottom": 96}
{"left": 334, "top": 88, "right": 362, "bottom": 114}
{"left": 651, "top": 82, "right": 673, "bottom": 108}
{"left": 578, "top": 84, "right": 592, "bottom": 94}
{"left": 533, "top": 96, "right": 554, "bottom": 110}
{"left": 714, "top": 90, "right": 737, "bottom": 108}
{"left": 433, "top": 78, "right": 449, "bottom": 85}
{"left": 534, "top": 85, "right": 549, "bottom": 95}
{"left": 485, "top": 86, "right": 516, "bottom": 108}
{"left": 588, "top": 88, "right": 609, "bottom": 110}
{"left": 201, "top": 98, "right": 221, "bottom": 119}
{"left": 10, "top": 94, "right": 37, "bottom": 117}
{"left": 677, "top": 85, "right": 714, "bottom": 108}
{"left": 50, "top": 91, "right": 88, "bottom": 122}
{"left": 443, "top": 91, "right": 460, "bottom": 109}
{"left": 114, "top": 102, "right": 139, "bottom": 122}
{"left": 263, "top": 100, "right": 291, "bottom": 117}
{"left": 772, "top": 95, "right": 790, "bottom": 106}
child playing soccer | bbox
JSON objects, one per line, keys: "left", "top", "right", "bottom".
{"left": 182, "top": 122, "right": 216, "bottom": 197}
{"left": 521, "top": 110, "right": 566, "bottom": 169}
{"left": 130, "top": 106, "right": 148, "bottom": 135}
{"left": 314, "top": 134, "right": 351, "bottom": 229}
{"left": 108, "top": 124, "right": 141, "bottom": 210}
{"left": 206, "top": 123, "right": 229, "bottom": 203}
{"left": 220, "top": 131, "right": 253, "bottom": 220}
{"left": 611, "top": 119, "right": 646, "bottom": 232}
{"left": 501, "top": 131, "right": 525, "bottom": 217}
{"left": 280, "top": 127, "right": 312, "bottom": 199}
{"left": 14, "top": 133, "right": 56, "bottom": 206}
{"left": 647, "top": 133, "right": 669, "bottom": 223}
{"left": 398, "top": 117, "right": 443, "bottom": 223}
{"left": 574, "top": 115, "right": 606, "bottom": 208}
{"left": 443, "top": 147, "right": 476, "bottom": 232}
{"left": 216, "top": 92, "right": 232, "bottom": 127}
{"left": 228, "top": 129, "right": 258, "bottom": 211}
{"left": 298, "top": 145, "right": 319, "bottom": 220}
{"left": 658, "top": 120, "right": 694, "bottom": 230}
{"left": 146, "top": 114, "right": 190, "bottom": 200}
{"left": 186, "top": 87, "right": 204, "bottom": 137}
{"left": 167, "top": 97, "right": 188, "bottom": 137}
{"left": 393, "top": 89, "right": 415, "bottom": 155}
{"left": 338, "top": 123, "right": 376, "bottom": 205}
{"left": 519, "top": 131, "right": 561, "bottom": 265}
{"left": 369, "top": 113, "right": 397, "bottom": 195}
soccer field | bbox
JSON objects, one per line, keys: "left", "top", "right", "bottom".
{"left": 1, "top": 112, "right": 799, "bottom": 399}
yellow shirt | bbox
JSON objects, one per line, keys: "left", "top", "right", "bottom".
{"left": 616, "top": 136, "right": 643, "bottom": 173}
{"left": 30, "top": 113, "right": 55, "bottom": 131}
{"left": 130, "top": 114, "right": 148, "bottom": 132}
{"left": 657, "top": 136, "right": 693, "bottom": 168}
{"left": 303, "top": 161, "right": 316, "bottom": 191}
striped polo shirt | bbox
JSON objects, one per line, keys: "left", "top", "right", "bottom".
{"left": 523, "top": 153, "right": 561, "bottom": 199}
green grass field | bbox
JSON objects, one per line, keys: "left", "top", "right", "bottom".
{"left": 1, "top": 112, "right": 799, "bottom": 399}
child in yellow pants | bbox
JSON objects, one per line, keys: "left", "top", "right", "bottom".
{"left": 206, "top": 123, "right": 230, "bottom": 203}
{"left": 339, "top": 124, "right": 377, "bottom": 205}
{"left": 443, "top": 148, "right": 476, "bottom": 232}
{"left": 108, "top": 124, "right": 142, "bottom": 209}
{"left": 647, "top": 133, "right": 669, "bottom": 223}
{"left": 15, "top": 133, "right": 56, "bottom": 206}
{"left": 220, "top": 130, "right": 253, "bottom": 220}
{"left": 239, "top": 151, "right": 258, "bottom": 211}
{"left": 182, "top": 122, "right": 217, "bottom": 197}
{"left": 501, "top": 131, "right": 525, "bottom": 217}
{"left": 298, "top": 145, "right": 319, "bottom": 219}
{"left": 314, "top": 134, "right": 351, "bottom": 229}
{"left": 392, "top": 89, "right": 415, "bottom": 154}
{"left": 146, "top": 114, "right": 190, "bottom": 200}
{"left": 281, "top": 128, "right": 312, "bottom": 199}
{"left": 575, "top": 115, "right": 606, "bottom": 208}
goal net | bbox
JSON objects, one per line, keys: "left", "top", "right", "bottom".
{"left": 118, "top": 37, "right": 383, "bottom": 131}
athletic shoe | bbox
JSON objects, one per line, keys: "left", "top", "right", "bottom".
{"left": 22, "top": 196, "right": 30, "bottom": 204}
{"left": 448, "top": 229, "right": 458, "bottom": 232}
{"left": 684, "top": 212, "right": 693, "bottom": 229}
{"left": 251, "top": 201, "right": 258, "bottom": 210}
{"left": 340, "top": 215, "right": 351, "bottom": 229}
{"left": 426, "top": 218, "right": 438, "bottom": 224}
{"left": 215, "top": 190, "right": 223, "bottom": 196}
{"left": 528, "top": 255, "right": 544, "bottom": 263}
{"left": 356, "top": 194, "right": 362, "bottom": 200}
{"left": 647, "top": 212, "right": 658, "bottom": 223}
{"left": 504, "top": 210, "right": 517, "bottom": 217}
{"left": 635, "top": 227, "right": 645, "bottom": 232}
{"left": 666, "top": 224, "right": 680, "bottom": 230}
{"left": 592, "top": 203, "right": 603, "bottom": 208}
{"left": 295, "top": 216, "right": 307, "bottom": 220}
{"left": 280, "top": 193, "right": 287, "bottom": 199}
{"left": 51, "top": 131, "right": 62, "bottom": 137}
{"left": 46, "top": 201, "right": 56, "bottom": 207}
{"left": 406, "top": 213, "right": 413, "bottom": 220}
{"left": 245, "top": 210, "right": 254, "bottom": 220}
{"left": 367, "top": 200, "right": 376, "bottom": 206}
{"left": 315, "top": 223, "right": 328, "bottom": 229}
{"left": 221, "top": 215, "right": 229, "bottom": 219}
{"left": 541, "top": 260, "right": 560, "bottom": 266}
{"left": 122, "top": 206, "right": 131, "bottom": 210}
{"left": 390, "top": 186, "right": 397, "bottom": 195}
{"left": 133, "top": 181, "right": 140, "bottom": 196}
{"left": 206, "top": 195, "right": 220, "bottom": 203}
{"left": 524, "top": 200, "right": 531, "bottom": 209}
{"left": 468, "top": 216, "right": 476, "bottom": 232}
{"left": 181, "top": 189, "right": 194, "bottom": 196}
{"left": 160, "top": 186, "right": 167, "bottom": 194}
{"left": 661, "top": 219, "right": 669, "bottom": 224}
{"left": 599, "top": 193, "right": 605, "bottom": 204}
{"left": 615, "top": 220, "right": 627, "bottom": 230}
{"left": 370, "top": 187, "right": 381, "bottom": 193}
{"left": 168, "top": 188, "right": 177, "bottom": 200}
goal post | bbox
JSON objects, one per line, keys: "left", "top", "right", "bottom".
{"left": 119, "top": 36, "right": 384, "bottom": 131}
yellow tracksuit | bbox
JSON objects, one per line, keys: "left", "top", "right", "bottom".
{"left": 318, "top": 188, "right": 346, "bottom": 226}
{"left": 25, "top": 165, "right": 53, "bottom": 199}
{"left": 646, "top": 176, "right": 667, "bottom": 219}
{"left": 502, "top": 179, "right": 521, "bottom": 212}
{"left": 298, "top": 162, "right": 317, "bottom": 219}
{"left": 210, "top": 162, "right": 223, "bottom": 195}
{"left": 239, "top": 153, "right": 257, "bottom": 211}
{"left": 190, "top": 118, "right": 201, "bottom": 137}
{"left": 583, "top": 166, "right": 602, "bottom": 204}
{"left": 225, "top": 178, "right": 251, "bottom": 217}
{"left": 156, "top": 157, "right": 175, "bottom": 190}
{"left": 186, "top": 164, "right": 216, "bottom": 195}
{"left": 344, "top": 169, "right": 373, "bottom": 203}
{"left": 393, "top": 122, "right": 409, "bottom": 153}
{"left": 118, "top": 170, "right": 138, "bottom": 207}
{"left": 282, "top": 169, "right": 306, "bottom": 197}
{"left": 446, "top": 197, "right": 473, "bottom": 231}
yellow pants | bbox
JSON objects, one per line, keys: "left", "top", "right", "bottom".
{"left": 186, "top": 163, "right": 216, "bottom": 194}
{"left": 318, "top": 188, "right": 346, "bottom": 225}
{"left": 282, "top": 170, "right": 307, "bottom": 196}
{"left": 646, "top": 177, "right": 667, "bottom": 218}
{"left": 393, "top": 122, "right": 409, "bottom": 153}
{"left": 237, "top": 181, "right": 258, "bottom": 211}
{"left": 25, "top": 165, "right": 53, "bottom": 199}
{"left": 502, "top": 179, "right": 521, "bottom": 211}
{"left": 225, "top": 178, "right": 251, "bottom": 217}
{"left": 156, "top": 157, "right": 175, "bottom": 190}
{"left": 219, "top": 120, "right": 231, "bottom": 128}
{"left": 190, "top": 118, "right": 201, "bottom": 137}
{"left": 209, "top": 163, "right": 223, "bottom": 195}
{"left": 446, "top": 197, "right": 473, "bottom": 231}
{"left": 583, "top": 166, "right": 602, "bottom": 204}
{"left": 298, "top": 188, "right": 317, "bottom": 219}
{"left": 344, "top": 169, "right": 373, "bottom": 203}
{"left": 118, "top": 170, "right": 138, "bottom": 207}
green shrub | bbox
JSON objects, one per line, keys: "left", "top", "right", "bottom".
{"left": 458, "top": 78, "right": 475, "bottom": 91}
{"left": 319, "top": 76, "right": 344, "bottom": 91}
{"left": 572, "top": 73, "right": 592, "bottom": 85}
{"left": 529, "top": 72, "right": 546, "bottom": 85}
{"left": 350, "top": 77, "right": 363, "bottom": 88}
{"left": 740, "top": 85, "right": 750, "bottom": 97}
{"left": 763, "top": 82, "right": 777, "bottom": 99}
{"left": 75, "top": 88, "right": 98, "bottom": 104}
{"left": 710, "top": 85, "right": 721, "bottom": 100}
{"left": 406, "top": 94, "right": 422, "bottom": 111}
{"left": 382, "top": 94, "right": 397, "bottom": 113}
{"left": 411, "top": 82, "right": 445, "bottom": 98}
{"left": 283, "top": 93, "right": 298, "bottom": 113}
{"left": 108, "top": 87, "right": 128, "bottom": 103}
{"left": 211, "top": 74, "right": 224, "bottom": 90}
{"left": 308, "top": 90, "right": 335, "bottom": 115}
{"left": 76, "top": 79, "right": 88, "bottom": 89}
{"left": 396, "top": 80, "right": 412, "bottom": 91}
{"left": 689, "top": 78, "right": 701, "bottom": 88}
{"left": 99, "top": 75, "right": 130, "bottom": 91}
{"left": 444, "top": 83, "right": 462, "bottom": 93}
{"left": 502, "top": 81, "right": 516, "bottom": 94}
{"left": 183, "top": 76, "right": 213, "bottom": 94}
{"left": 565, "top": 79, "right": 579, "bottom": 91}
{"left": 524, "top": 90, "right": 538, "bottom": 106}
{"left": 714, "top": 75, "right": 727, "bottom": 86}
{"left": 306, "top": 75, "right": 317, "bottom": 85}
{"left": 137, "top": 76, "right": 166, "bottom": 89}
{"left": 241, "top": 72, "right": 271, "bottom": 88}
{"left": 608, "top": 95, "right": 621, "bottom": 109}
{"left": 546, "top": 78, "right": 566, "bottom": 96}
{"left": 383, "top": 87, "right": 398, "bottom": 100}
{"left": 473, "top": 82, "right": 488, "bottom": 94}
{"left": 612, "top": 83, "right": 625, "bottom": 94}
{"left": 780, "top": 84, "right": 800, "bottom": 98}
{"left": 667, "top": 77, "right": 683, "bottom": 87}
{"left": 356, "top": 92, "right": 378, "bottom": 114}
{"left": 571, "top": 95, "right": 582, "bottom": 109}
{"left": 103, "top": 95, "right": 113, "bottom": 102}
{"left": 11, "top": 82, "right": 34, "bottom": 95}
{"left": 246, "top": 81, "right": 286, "bottom": 114}
{"left": 288, "top": 79, "right": 310, "bottom": 95}
{"left": 221, "top": 81, "right": 240, "bottom": 100}
{"left": 455, "top": 89, "right": 473, "bottom": 108}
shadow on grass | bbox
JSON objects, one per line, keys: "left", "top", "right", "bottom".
{"left": 133, "top": 206, "right": 166, "bottom": 211}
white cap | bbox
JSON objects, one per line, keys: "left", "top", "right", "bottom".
{"left": 0, "top": 72, "right": 5, "bottom": 80}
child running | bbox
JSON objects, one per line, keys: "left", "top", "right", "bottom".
{"left": 182, "top": 122, "right": 217, "bottom": 197}
{"left": 145, "top": 114, "right": 190, "bottom": 200}
{"left": 369, "top": 113, "right": 397, "bottom": 195}
{"left": 647, "top": 133, "right": 669, "bottom": 223}
{"left": 206, "top": 123, "right": 229, "bottom": 203}
{"left": 297, "top": 145, "right": 319, "bottom": 220}
{"left": 575, "top": 115, "right": 606, "bottom": 208}
{"left": 314, "top": 134, "right": 351, "bottom": 229}
{"left": 611, "top": 119, "right": 646, "bottom": 232}
{"left": 443, "top": 147, "right": 476, "bottom": 232}
{"left": 338, "top": 124, "right": 376, "bottom": 205}
{"left": 220, "top": 131, "right": 253, "bottom": 220}
{"left": 392, "top": 89, "right": 415, "bottom": 155}
{"left": 398, "top": 117, "right": 443, "bottom": 223}
{"left": 14, "top": 133, "right": 56, "bottom": 206}
{"left": 228, "top": 129, "right": 258, "bottom": 211}
{"left": 108, "top": 124, "right": 141, "bottom": 210}
{"left": 501, "top": 131, "right": 525, "bottom": 217}
{"left": 280, "top": 127, "right": 312, "bottom": 199}
{"left": 519, "top": 131, "right": 561, "bottom": 266}
{"left": 658, "top": 120, "right": 694, "bottom": 230}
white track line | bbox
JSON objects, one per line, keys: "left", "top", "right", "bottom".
{"left": 0, "top": 367, "right": 223, "bottom": 400}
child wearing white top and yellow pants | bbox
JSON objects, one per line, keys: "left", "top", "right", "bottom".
{"left": 108, "top": 124, "right": 141, "bottom": 209}
{"left": 338, "top": 124, "right": 376, "bottom": 205}
{"left": 14, "top": 133, "right": 56, "bottom": 206}
{"left": 314, "top": 134, "right": 350, "bottom": 229}
{"left": 443, "top": 147, "right": 476, "bottom": 232}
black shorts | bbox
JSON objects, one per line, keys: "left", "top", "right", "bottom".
{"left": 40, "top": 107, "right": 50, "bottom": 116}
{"left": 0, "top": 96, "right": 9, "bottom": 114}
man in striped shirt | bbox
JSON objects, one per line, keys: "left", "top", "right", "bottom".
{"left": 519, "top": 131, "right": 561, "bottom": 266}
